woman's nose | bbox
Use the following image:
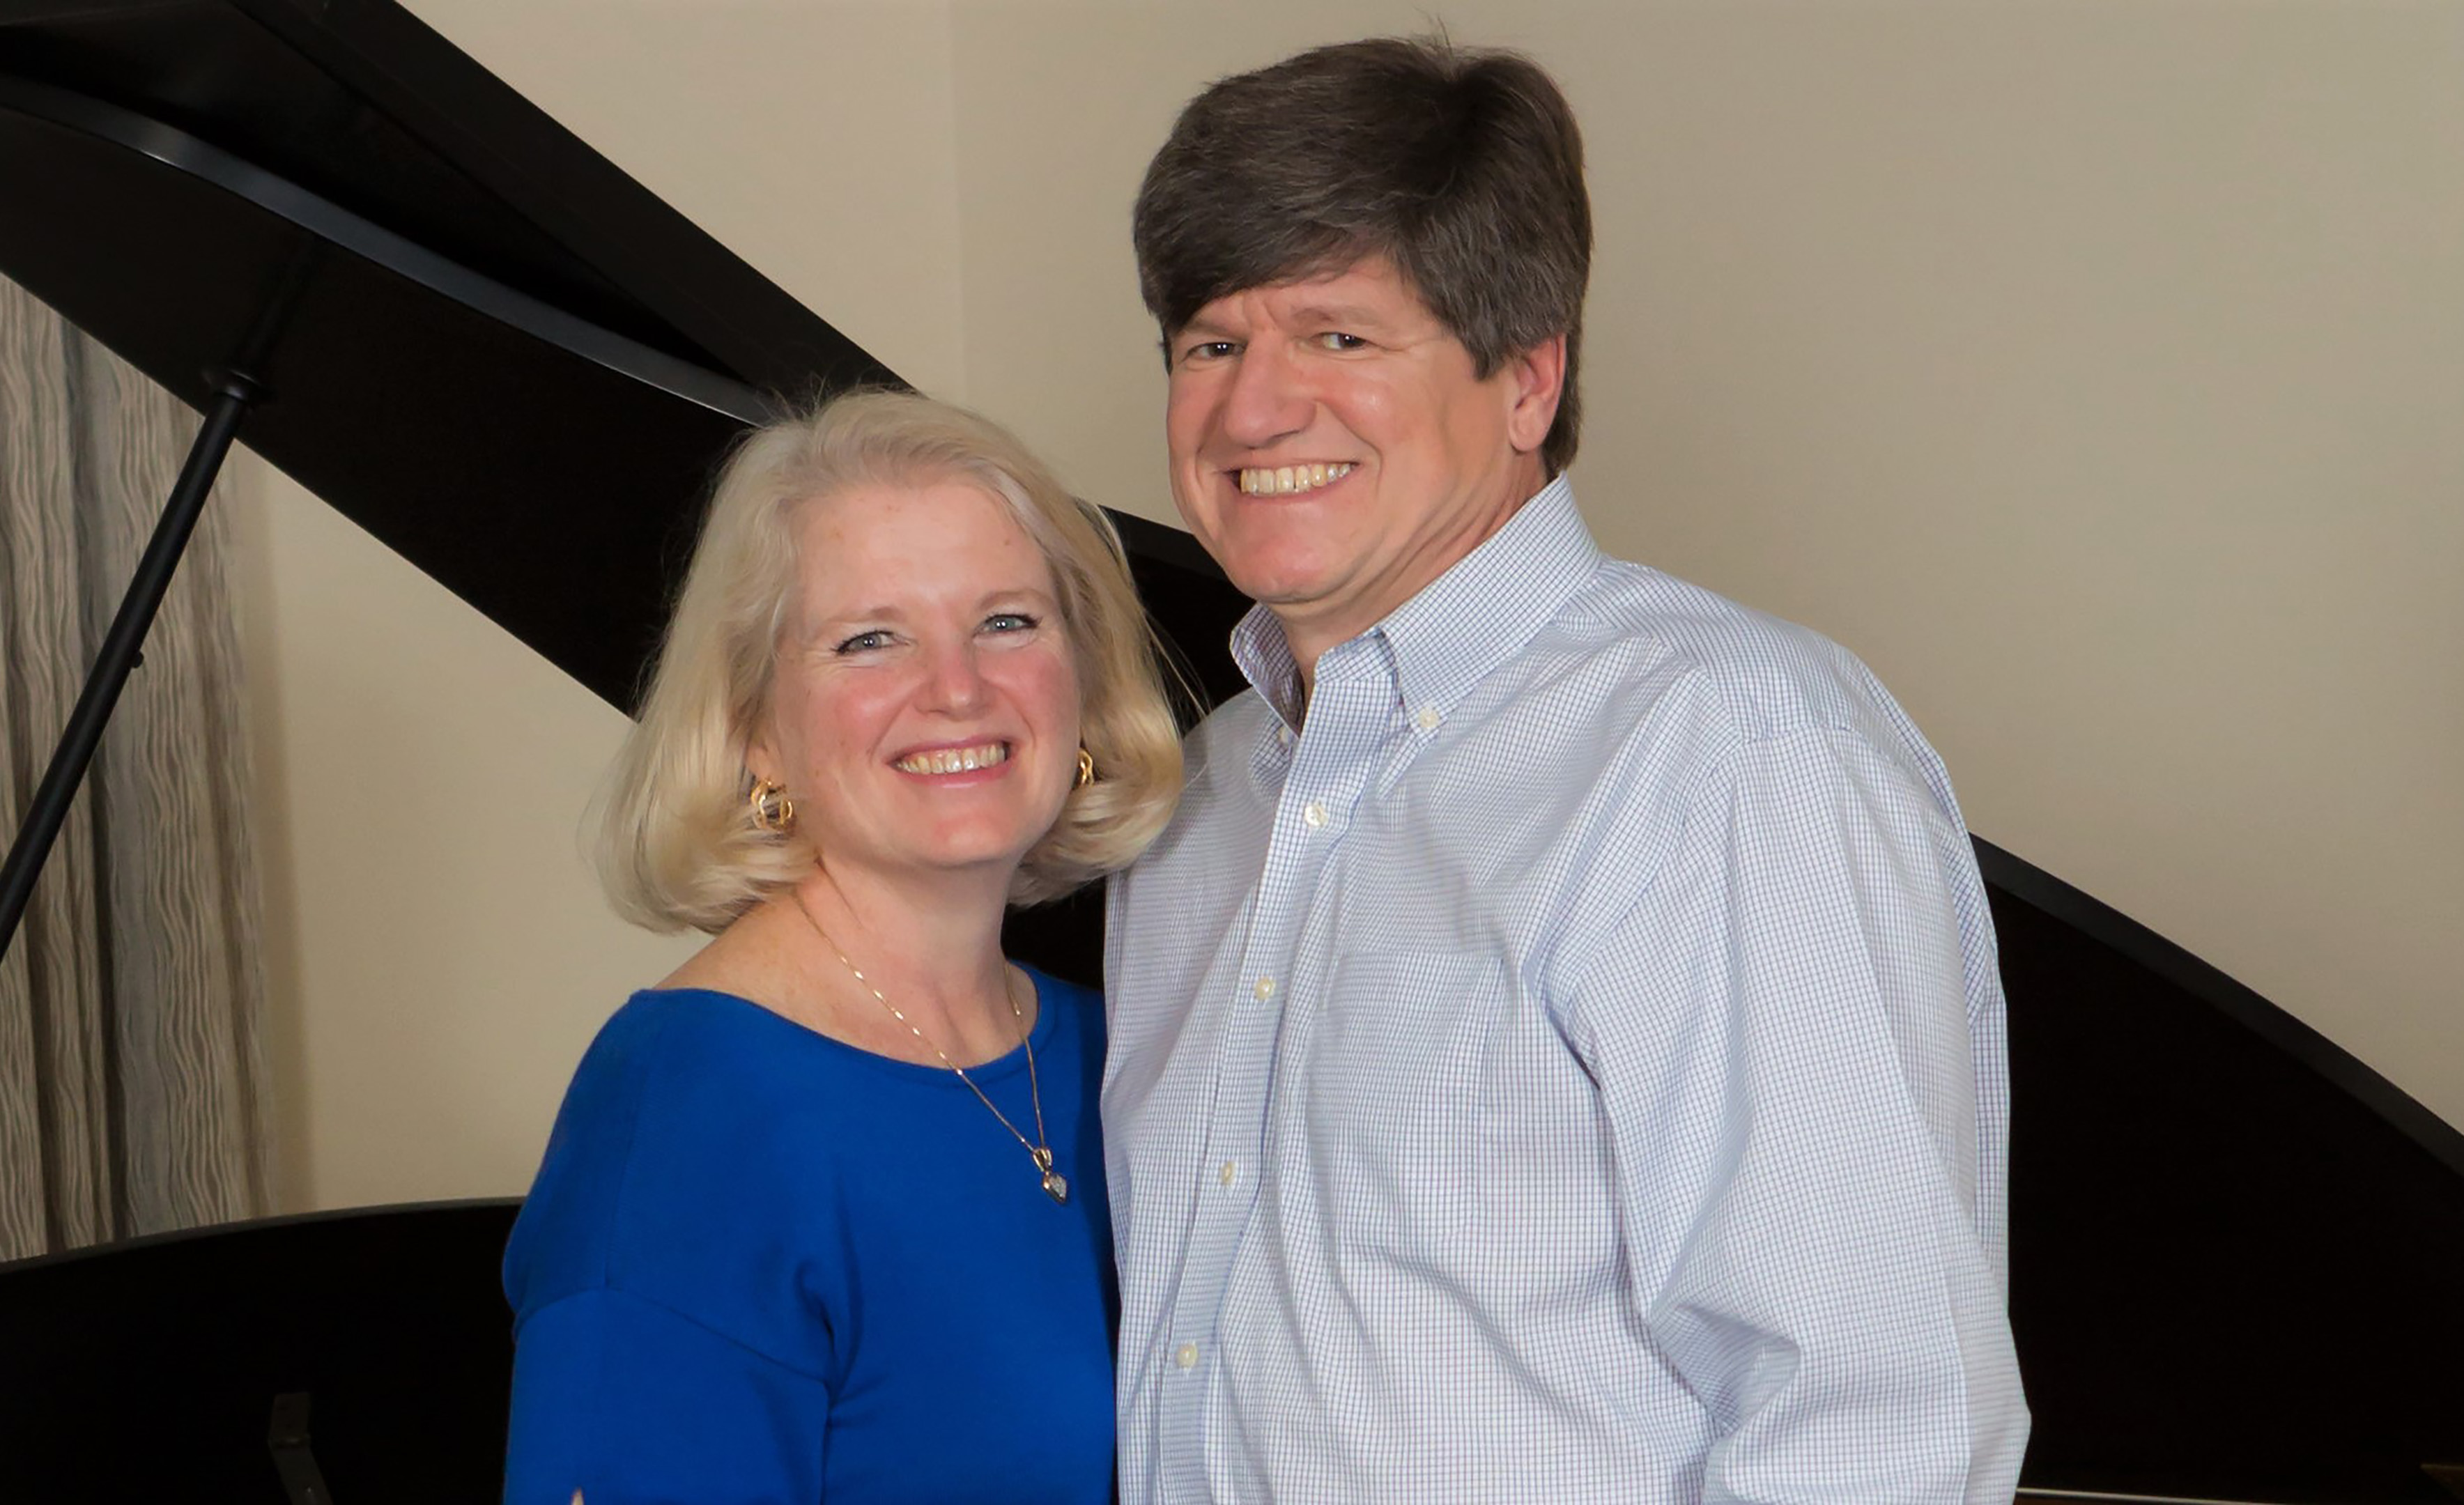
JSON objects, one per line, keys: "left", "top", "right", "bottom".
{"left": 920, "top": 641, "right": 990, "bottom": 713}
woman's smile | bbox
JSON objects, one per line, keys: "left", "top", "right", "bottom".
{"left": 892, "top": 739, "right": 1014, "bottom": 779}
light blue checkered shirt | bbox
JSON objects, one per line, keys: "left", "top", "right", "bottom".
{"left": 1104, "top": 477, "right": 2027, "bottom": 1502}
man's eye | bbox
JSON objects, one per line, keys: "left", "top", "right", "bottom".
{"left": 1315, "top": 332, "right": 1368, "bottom": 352}
{"left": 834, "top": 629, "right": 893, "bottom": 654}
{"left": 1181, "top": 340, "right": 1238, "bottom": 364}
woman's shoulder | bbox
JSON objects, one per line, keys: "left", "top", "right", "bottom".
{"left": 504, "top": 990, "right": 852, "bottom": 1379}
{"left": 502, "top": 991, "right": 848, "bottom": 1314}
{"left": 552, "top": 988, "right": 810, "bottom": 1135}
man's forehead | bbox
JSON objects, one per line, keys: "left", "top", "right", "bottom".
{"left": 1185, "top": 255, "right": 1433, "bottom": 331}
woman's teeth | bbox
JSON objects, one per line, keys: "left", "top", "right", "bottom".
{"left": 895, "top": 743, "right": 1008, "bottom": 775}
{"left": 1238, "top": 462, "right": 1353, "bottom": 496}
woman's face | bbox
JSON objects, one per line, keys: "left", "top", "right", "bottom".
{"left": 750, "top": 478, "right": 1082, "bottom": 890}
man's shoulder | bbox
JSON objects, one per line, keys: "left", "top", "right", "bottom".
{"left": 1522, "top": 555, "right": 1968, "bottom": 836}
{"left": 1545, "top": 557, "right": 1898, "bottom": 748}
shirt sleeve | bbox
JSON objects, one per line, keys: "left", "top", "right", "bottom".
{"left": 503, "top": 1286, "right": 829, "bottom": 1505}
{"left": 1558, "top": 723, "right": 2028, "bottom": 1504}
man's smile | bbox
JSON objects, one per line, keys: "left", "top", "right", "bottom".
{"left": 1236, "top": 462, "right": 1355, "bottom": 497}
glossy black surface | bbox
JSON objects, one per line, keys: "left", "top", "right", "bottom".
{"left": 0, "top": 1201, "right": 521, "bottom": 1502}
{"left": 1993, "top": 843, "right": 2464, "bottom": 1502}
{"left": 0, "top": 0, "right": 862, "bottom": 394}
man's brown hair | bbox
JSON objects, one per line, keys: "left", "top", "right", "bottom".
{"left": 1133, "top": 36, "right": 1592, "bottom": 475}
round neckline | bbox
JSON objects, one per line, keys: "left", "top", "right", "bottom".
{"left": 638, "top": 964, "right": 1065, "bottom": 1086}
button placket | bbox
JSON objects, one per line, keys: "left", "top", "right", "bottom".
{"left": 1163, "top": 662, "right": 1392, "bottom": 1451}
{"left": 1162, "top": 713, "right": 1340, "bottom": 1421}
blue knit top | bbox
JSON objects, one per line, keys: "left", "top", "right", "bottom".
{"left": 502, "top": 968, "right": 1114, "bottom": 1504}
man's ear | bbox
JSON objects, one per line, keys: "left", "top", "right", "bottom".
{"left": 1502, "top": 332, "right": 1569, "bottom": 456}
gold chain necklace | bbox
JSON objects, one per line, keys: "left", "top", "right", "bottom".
{"left": 796, "top": 899, "right": 1067, "bottom": 1205}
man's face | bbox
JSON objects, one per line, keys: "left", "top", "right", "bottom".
{"left": 1163, "top": 256, "right": 1562, "bottom": 670}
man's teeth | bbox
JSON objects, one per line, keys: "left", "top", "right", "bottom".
{"left": 895, "top": 743, "right": 1009, "bottom": 775}
{"left": 1238, "top": 462, "right": 1354, "bottom": 496}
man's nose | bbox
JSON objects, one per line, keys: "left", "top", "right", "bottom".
{"left": 1219, "top": 341, "right": 1311, "bottom": 449}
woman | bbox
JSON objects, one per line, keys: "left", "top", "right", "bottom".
{"left": 501, "top": 391, "right": 1183, "bottom": 1504}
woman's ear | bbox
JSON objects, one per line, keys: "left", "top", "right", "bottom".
{"left": 742, "top": 727, "right": 779, "bottom": 790}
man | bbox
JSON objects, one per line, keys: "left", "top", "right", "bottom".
{"left": 1104, "top": 36, "right": 2027, "bottom": 1504}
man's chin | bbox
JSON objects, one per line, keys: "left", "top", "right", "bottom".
{"left": 1216, "top": 551, "right": 1346, "bottom": 610}
{"left": 1233, "top": 577, "right": 1336, "bottom": 618}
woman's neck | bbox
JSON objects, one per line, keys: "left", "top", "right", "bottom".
{"left": 784, "top": 861, "right": 1023, "bottom": 1057}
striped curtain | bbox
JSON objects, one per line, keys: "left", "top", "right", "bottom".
{"left": 0, "top": 277, "right": 270, "bottom": 1260}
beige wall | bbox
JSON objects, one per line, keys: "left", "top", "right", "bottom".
{"left": 232, "top": 458, "right": 693, "bottom": 1212}
{"left": 245, "top": 0, "right": 2464, "bottom": 1212}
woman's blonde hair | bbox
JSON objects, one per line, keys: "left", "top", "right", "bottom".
{"left": 596, "top": 389, "right": 1184, "bottom": 933}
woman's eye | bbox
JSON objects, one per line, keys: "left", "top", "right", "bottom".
{"left": 834, "top": 629, "right": 893, "bottom": 654}
{"left": 982, "top": 612, "right": 1039, "bottom": 635}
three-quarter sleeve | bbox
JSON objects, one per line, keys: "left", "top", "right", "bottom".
{"left": 504, "top": 1286, "right": 829, "bottom": 1505}
{"left": 1561, "top": 723, "right": 2027, "bottom": 1502}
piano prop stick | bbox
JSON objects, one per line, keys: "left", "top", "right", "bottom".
{"left": 0, "top": 193, "right": 325, "bottom": 959}
{"left": 0, "top": 368, "right": 258, "bottom": 957}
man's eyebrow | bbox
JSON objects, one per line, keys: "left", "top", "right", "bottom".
{"left": 1177, "top": 311, "right": 1240, "bottom": 340}
{"left": 1283, "top": 299, "right": 1392, "bottom": 330}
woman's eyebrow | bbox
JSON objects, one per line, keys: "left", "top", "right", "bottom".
{"left": 978, "top": 585, "right": 1058, "bottom": 605}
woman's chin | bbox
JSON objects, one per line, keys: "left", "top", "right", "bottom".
{"left": 895, "top": 795, "right": 1068, "bottom": 871}
{"left": 853, "top": 826, "right": 1044, "bottom": 886}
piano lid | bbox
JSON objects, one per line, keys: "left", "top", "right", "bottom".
{"left": 0, "top": 0, "right": 1241, "bottom": 711}
{"left": 2, "top": 4, "right": 2459, "bottom": 1501}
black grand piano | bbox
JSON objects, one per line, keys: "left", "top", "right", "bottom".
{"left": 1, "top": 3, "right": 2458, "bottom": 1502}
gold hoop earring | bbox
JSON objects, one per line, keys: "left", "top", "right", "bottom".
{"left": 1075, "top": 748, "right": 1095, "bottom": 789}
{"left": 749, "top": 778, "right": 796, "bottom": 833}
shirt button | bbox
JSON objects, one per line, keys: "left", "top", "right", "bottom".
{"left": 1218, "top": 1160, "right": 1238, "bottom": 1189}
{"left": 1415, "top": 704, "right": 1440, "bottom": 732}
{"left": 1175, "top": 1341, "right": 1199, "bottom": 1370}
{"left": 1254, "top": 976, "right": 1277, "bottom": 1001}
{"left": 1275, "top": 724, "right": 1295, "bottom": 746}
{"left": 1302, "top": 801, "right": 1326, "bottom": 828}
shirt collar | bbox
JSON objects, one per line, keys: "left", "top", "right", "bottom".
{"left": 1226, "top": 473, "right": 1601, "bottom": 732}
{"left": 1228, "top": 607, "right": 1306, "bottom": 730}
